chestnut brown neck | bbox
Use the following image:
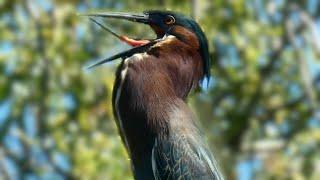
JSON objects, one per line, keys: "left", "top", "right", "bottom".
{"left": 148, "top": 26, "right": 203, "bottom": 99}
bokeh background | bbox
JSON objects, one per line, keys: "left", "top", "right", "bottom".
{"left": 0, "top": 0, "right": 320, "bottom": 179}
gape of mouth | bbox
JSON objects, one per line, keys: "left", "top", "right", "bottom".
{"left": 119, "top": 35, "right": 151, "bottom": 47}
{"left": 86, "top": 24, "right": 163, "bottom": 69}
{"left": 120, "top": 23, "right": 167, "bottom": 47}
{"left": 121, "top": 24, "right": 169, "bottom": 47}
{"left": 85, "top": 17, "right": 167, "bottom": 69}
{"left": 89, "top": 17, "right": 153, "bottom": 47}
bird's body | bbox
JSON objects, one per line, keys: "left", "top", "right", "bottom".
{"left": 113, "top": 33, "right": 221, "bottom": 179}
{"left": 85, "top": 10, "right": 223, "bottom": 180}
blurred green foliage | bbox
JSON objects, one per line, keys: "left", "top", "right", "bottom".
{"left": 0, "top": 0, "right": 319, "bottom": 179}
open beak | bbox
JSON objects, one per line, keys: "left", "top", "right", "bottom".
{"left": 81, "top": 12, "right": 150, "bottom": 24}
{"left": 80, "top": 12, "right": 158, "bottom": 69}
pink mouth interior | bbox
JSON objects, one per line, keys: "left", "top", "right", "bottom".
{"left": 120, "top": 35, "right": 150, "bottom": 47}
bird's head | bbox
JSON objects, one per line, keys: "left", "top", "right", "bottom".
{"left": 84, "top": 10, "right": 210, "bottom": 80}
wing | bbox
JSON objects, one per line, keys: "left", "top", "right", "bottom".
{"left": 151, "top": 133, "right": 224, "bottom": 180}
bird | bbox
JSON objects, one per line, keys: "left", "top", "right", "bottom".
{"left": 84, "top": 10, "right": 224, "bottom": 180}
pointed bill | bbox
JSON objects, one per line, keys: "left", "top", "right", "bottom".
{"left": 80, "top": 12, "right": 149, "bottom": 24}
{"left": 89, "top": 17, "right": 122, "bottom": 39}
{"left": 87, "top": 39, "right": 160, "bottom": 69}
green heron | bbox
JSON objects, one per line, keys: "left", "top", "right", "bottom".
{"left": 85, "top": 10, "right": 223, "bottom": 180}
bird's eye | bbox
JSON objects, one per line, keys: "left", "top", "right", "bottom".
{"left": 164, "top": 15, "right": 175, "bottom": 25}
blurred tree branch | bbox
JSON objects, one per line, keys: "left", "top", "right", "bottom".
{"left": 286, "top": 3, "right": 319, "bottom": 110}
{"left": 190, "top": 0, "right": 199, "bottom": 20}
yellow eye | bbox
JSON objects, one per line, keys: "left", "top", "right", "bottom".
{"left": 164, "top": 15, "right": 175, "bottom": 25}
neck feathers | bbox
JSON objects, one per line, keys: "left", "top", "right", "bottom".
{"left": 148, "top": 27, "right": 203, "bottom": 99}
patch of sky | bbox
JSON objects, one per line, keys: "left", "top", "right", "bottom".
{"left": 254, "top": 107, "right": 264, "bottom": 117}
{"left": 40, "top": 173, "right": 64, "bottom": 180}
{"left": 236, "top": 157, "right": 262, "bottom": 180}
{"left": 63, "top": 93, "right": 77, "bottom": 111}
{"left": 265, "top": 121, "right": 280, "bottom": 137}
{"left": 228, "top": 45, "right": 240, "bottom": 67}
{"left": 23, "top": 106, "right": 37, "bottom": 137}
{"left": 92, "top": 0, "right": 102, "bottom": 9}
{"left": 274, "top": 0, "right": 285, "bottom": 7}
{"left": 257, "top": 55, "right": 267, "bottom": 67}
{"left": 213, "top": 37, "right": 228, "bottom": 55}
{"left": 24, "top": 174, "right": 38, "bottom": 180}
{"left": 201, "top": 77, "right": 215, "bottom": 93}
{"left": 76, "top": 24, "right": 86, "bottom": 40}
{"left": 267, "top": 0, "right": 284, "bottom": 24}
{"left": 308, "top": 117, "right": 320, "bottom": 129}
{"left": 288, "top": 83, "right": 302, "bottom": 99}
{"left": 53, "top": 152, "right": 71, "bottom": 172}
{"left": 2, "top": 157, "right": 19, "bottom": 180}
{"left": 3, "top": 124, "right": 24, "bottom": 159}
{"left": 114, "top": 2, "right": 124, "bottom": 10}
{"left": 218, "top": 44, "right": 240, "bottom": 69}
{"left": 293, "top": 36, "right": 305, "bottom": 49}
{"left": 0, "top": 42, "right": 13, "bottom": 54}
{"left": 270, "top": 11, "right": 282, "bottom": 24}
{"left": 0, "top": 99, "right": 11, "bottom": 125}
{"left": 76, "top": 3, "right": 87, "bottom": 12}
{"left": 5, "top": 59, "right": 16, "bottom": 76}
{"left": 278, "top": 120, "right": 290, "bottom": 135}
{"left": 36, "top": 0, "right": 53, "bottom": 12}
{"left": 306, "top": 47, "right": 320, "bottom": 78}
{"left": 1, "top": 13, "right": 12, "bottom": 24}
{"left": 0, "top": 41, "right": 16, "bottom": 76}
{"left": 31, "top": 146, "right": 50, "bottom": 167}
{"left": 307, "top": 0, "right": 319, "bottom": 15}
{"left": 290, "top": 11, "right": 302, "bottom": 26}
{"left": 253, "top": 0, "right": 269, "bottom": 24}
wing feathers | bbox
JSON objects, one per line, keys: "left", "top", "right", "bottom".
{"left": 152, "top": 133, "right": 224, "bottom": 180}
